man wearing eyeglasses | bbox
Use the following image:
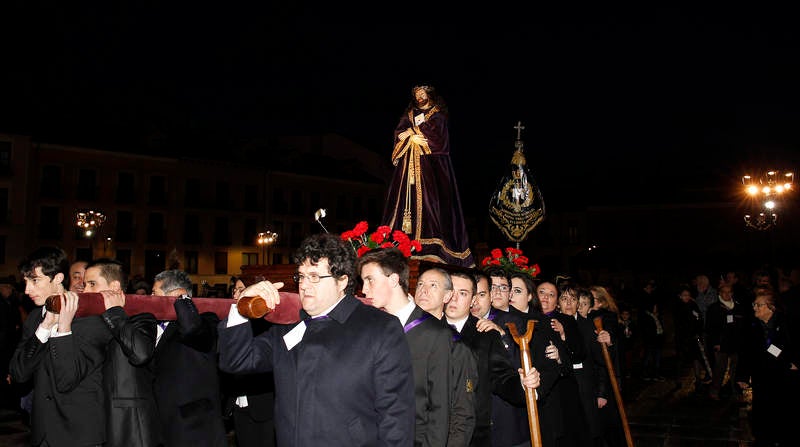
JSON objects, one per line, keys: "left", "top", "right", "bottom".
{"left": 218, "top": 233, "right": 415, "bottom": 447}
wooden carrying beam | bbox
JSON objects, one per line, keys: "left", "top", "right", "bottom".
{"left": 46, "top": 292, "right": 303, "bottom": 325}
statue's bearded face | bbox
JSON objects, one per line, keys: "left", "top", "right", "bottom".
{"left": 414, "top": 89, "right": 430, "bottom": 109}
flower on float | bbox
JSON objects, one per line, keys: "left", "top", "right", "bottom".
{"left": 341, "top": 221, "right": 422, "bottom": 258}
{"left": 481, "top": 246, "right": 541, "bottom": 277}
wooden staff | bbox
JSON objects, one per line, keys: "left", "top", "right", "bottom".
{"left": 593, "top": 316, "right": 634, "bottom": 447}
{"left": 506, "top": 320, "right": 542, "bottom": 447}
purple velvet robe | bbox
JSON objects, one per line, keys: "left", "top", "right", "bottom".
{"left": 382, "top": 106, "right": 475, "bottom": 268}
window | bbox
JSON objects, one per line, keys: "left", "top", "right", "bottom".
{"left": 185, "top": 178, "right": 204, "bottom": 207}
{"left": 39, "top": 206, "right": 61, "bottom": 239}
{"left": 215, "top": 181, "right": 230, "bottom": 208}
{"left": 241, "top": 252, "right": 258, "bottom": 266}
{"left": 213, "top": 217, "right": 231, "bottom": 245}
{"left": 149, "top": 176, "right": 167, "bottom": 206}
{"left": 214, "top": 251, "right": 228, "bottom": 274}
{"left": 0, "top": 141, "right": 11, "bottom": 175}
{"left": 0, "top": 188, "right": 8, "bottom": 224}
{"left": 185, "top": 251, "right": 198, "bottom": 274}
{"left": 146, "top": 213, "right": 165, "bottom": 243}
{"left": 183, "top": 215, "right": 202, "bottom": 244}
{"left": 116, "top": 249, "right": 131, "bottom": 273}
{"left": 77, "top": 169, "right": 97, "bottom": 200}
{"left": 116, "top": 211, "right": 135, "bottom": 242}
{"left": 116, "top": 172, "right": 135, "bottom": 204}
{"left": 244, "top": 184, "right": 258, "bottom": 211}
{"left": 290, "top": 222, "right": 302, "bottom": 248}
{"left": 144, "top": 250, "right": 166, "bottom": 284}
{"left": 272, "top": 188, "right": 288, "bottom": 214}
{"left": 40, "top": 165, "right": 62, "bottom": 198}
{"left": 0, "top": 235, "right": 6, "bottom": 264}
{"left": 242, "top": 218, "right": 257, "bottom": 245}
{"left": 290, "top": 190, "right": 303, "bottom": 216}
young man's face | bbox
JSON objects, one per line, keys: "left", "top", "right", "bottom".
{"left": 471, "top": 277, "right": 492, "bottom": 318}
{"left": 83, "top": 266, "right": 118, "bottom": 293}
{"left": 359, "top": 262, "right": 395, "bottom": 309}
{"left": 24, "top": 267, "right": 64, "bottom": 306}
{"left": 446, "top": 276, "right": 474, "bottom": 321}
{"left": 490, "top": 275, "right": 510, "bottom": 311}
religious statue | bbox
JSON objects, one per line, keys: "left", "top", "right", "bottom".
{"left": 381, "top": 85, "right": 475, "bottom": 268}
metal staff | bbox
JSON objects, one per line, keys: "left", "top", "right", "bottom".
{"left": 506, "top": 320, "right": 542, "bottom": 447}
{"left": 696, "top": 335, "right": 713, "bottom": 379}
{"left": 593, "top": 316, "right": 634, "bottom": 447}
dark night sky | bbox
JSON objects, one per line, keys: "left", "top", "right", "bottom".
{"left": 2, "top": 4, "right": 799, "bottom": 212}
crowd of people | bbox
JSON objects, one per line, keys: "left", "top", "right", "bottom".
{"left": 0, "top": 238, "right": 798, "bottom": 447}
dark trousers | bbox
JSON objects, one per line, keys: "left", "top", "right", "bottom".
{"left": 232, "top": 405, "right": 275, "bottom": 447}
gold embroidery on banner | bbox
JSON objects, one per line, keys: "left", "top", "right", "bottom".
{"left": 465, "top": 378, "right": 475, "bottom": 393}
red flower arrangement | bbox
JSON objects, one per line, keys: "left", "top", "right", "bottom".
{"left": 341, "top": 221, "right": 423, "bottom": 258}
{"left": 481, "top": 247, "right": 541, "bottom": 277}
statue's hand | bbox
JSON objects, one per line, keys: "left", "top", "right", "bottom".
{"left": 409, "top": 134, "right": 427, "bottom": 146}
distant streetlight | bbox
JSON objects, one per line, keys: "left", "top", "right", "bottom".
{"left": 257, "top": 230, "right": 278, "bottom": 265}
{"left": 742, "top": 170, "right": 793, "bottom": 230}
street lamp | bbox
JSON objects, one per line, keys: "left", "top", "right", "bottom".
{"left": 257, "top": 230, "right": 278, "bottom": 265}
{"left": 76, "top": 209, "right": 106, "bottom": 256}
{"left": 742, "top": 170, "right": 793, "bottom": 230}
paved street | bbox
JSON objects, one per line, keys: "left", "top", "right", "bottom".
{"left": 0, "top": 354, "right": 753, "bottom": 446}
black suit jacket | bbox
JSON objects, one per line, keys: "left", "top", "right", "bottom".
{"left": 457, "top": 314, "right": 526, "bottom": 447}
{"left": 403, "top": 305, "right": 451, "bottom": 447}
{"left": 101, "top": 307, "right": 162, "bottom": 447}
{"left": 153, "top": 298, "right": 227, "bottom": 447}
{"left": 218, "top": 294, "right": 416, "bottom": 447}
{"left": 9, "top": 309, "right": 112, "bottom": 447}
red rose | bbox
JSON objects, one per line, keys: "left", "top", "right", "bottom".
{"left": 392, "top": 230, "right": 410, "bottom": 244}
{"left": 529, "top": 264, "right": 541, "bottom": 277}
{"left": 398, "top": 245, "right": 412, "bottom": 257}
{"left": 340, "top": 230, "right": 353, "bottom": 241}
{"left": 481, "top": 256, "right": 492, "bottom": 266}
{"left": 490, "top": 259, "right": 501, "bottom": 265}
{"left": 370, "top": 231, "right": 384, "bottom": 245}
{"left": 356, "top": 246, "right": 371, "bottom": 257}
{"left": 491, "top": 248, "right": 502, "bottom": 259}
{"left": 410, "top": 240, "right": 422, "bottom": 252}
{"left": 352, "top": 221, "right": 369, "bottom": 237}
{"left": 376, "top": 225, "right": 392, "bottom": 239}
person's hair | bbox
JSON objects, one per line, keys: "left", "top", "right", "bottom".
{"left": 154, "top": 269, "right": 193, "bottom": 297}
{"left": 293, "top": 233, "right": 356, "bottom": 295}
{"left": 421, "top": 267, "right": 453, "bottom": 291}
{"left": 86, "top": 258, "right": 127, "bottom": 289}
{"left": 483, "top": 266, "right": 509, "bottom": 284}
{"left": 473, "top": 270, "right": 490, "bottom": 289}
{"left": 450, "top": 271, "right": 476, "bottom": 295}
{"left": 356, "top": 247, "right": 409, "bottom": 294}
{"left": 408, "top": 85, "right": 448, "bottom": 117}
{"left": 754, "top": 287, "right": 778, "bottom": 312}
{"left": 589, "top": 285, "right": 620, "bottom": 314}
{"left": 18, "top": 246, "right": 69, "bottom": 280}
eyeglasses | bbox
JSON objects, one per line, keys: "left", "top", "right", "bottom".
{"left": 293, "top": 273, "right": 334, "bottom": 284}
{"left": 490, "top": 285, "right": 509, "bottom": 293}
{"left": 752, "top": 302, "right": 769, "bottom": 309}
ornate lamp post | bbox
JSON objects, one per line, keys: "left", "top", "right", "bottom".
{"left": 742, "top": 170, "right": 793, "bottom": 230}
{"left": 257, "top": 230, "right": 278, "bottom": 265}
{"left": 76, "top": 209, "right": 106, "bottom": 255}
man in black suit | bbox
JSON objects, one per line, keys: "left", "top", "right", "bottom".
{"left": 151, "top": 269, "right": 228, "bottom": 447}
{"left": 218, "top": 233, "right": 416, "bottom": 446}
{"left": 9, "top": 246, "right": 112, "bottom": 447}
{"left": 441, "top": 269, "right": 543, "bottom": 447}
{"left": 357, "top": 247, "right": 452, "bottom": 447}
{"left": 221, "top": 276, "right": 275, "bottom": 447}
{"left": 84, "top": 258, "right": 161, "bottom": 447}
